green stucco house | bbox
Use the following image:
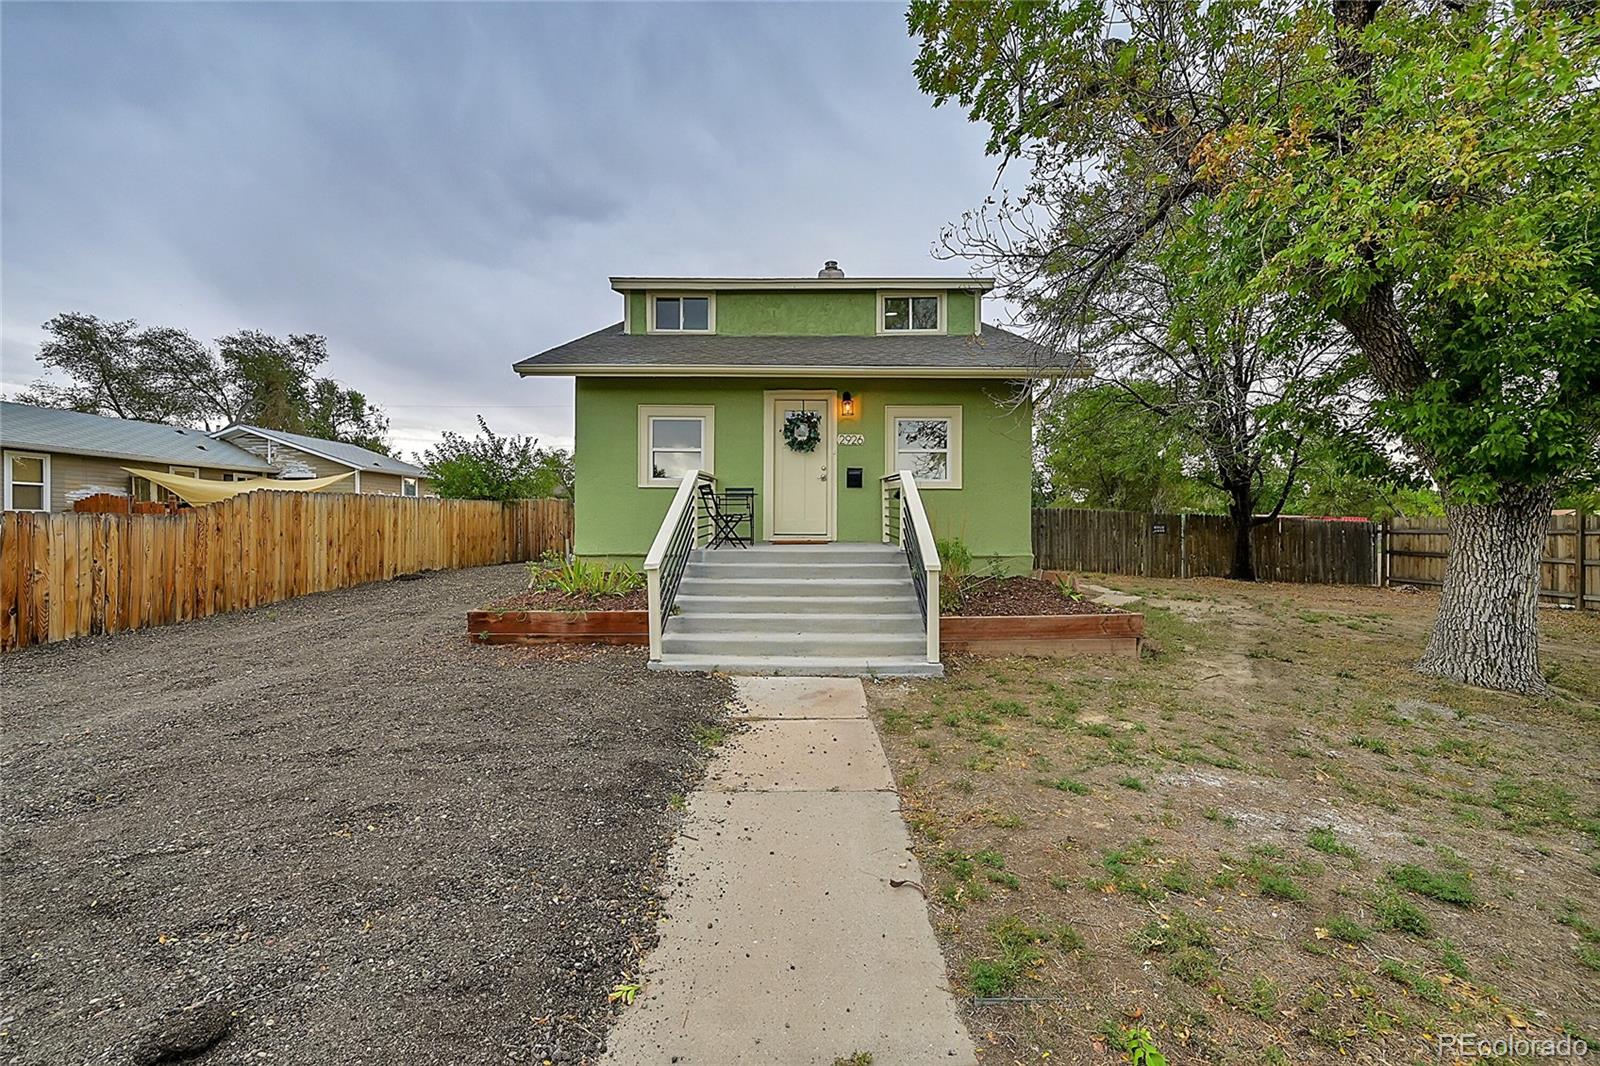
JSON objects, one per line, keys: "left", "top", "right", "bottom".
{"left": 513, "top": 262, "right": 1059, "bottom": 675}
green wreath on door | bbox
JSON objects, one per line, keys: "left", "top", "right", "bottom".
{"left": 782, "top": 410, "right": 822, "bottom": 453}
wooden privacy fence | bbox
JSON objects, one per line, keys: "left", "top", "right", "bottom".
{"left": 1032, "top": 508, "right": 1380, "bottom": 585}
{"left": 0, "top": 492, "right": 573, "bottom": 650}
{"left": 1386, "top": 511, "right": 1597, "bottom": 609}
{"left": 1034, "top": 506, "right": 1599, "bottom": 606}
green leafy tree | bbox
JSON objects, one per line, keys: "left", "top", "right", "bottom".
{"left": 1036, "top": 384, "right": 1225, "bottom": 513}
{"left": 20, "top": 313, "right": 205, "bottom": 423}
{"left": 304, "top": 378, "right": 390, "bottom": 454}
{"left": 910, "top": 0, "right": 1600, "bottom": 693}
{"left": 19, "top": 313, "right": 391, "bottom": 452}
{"left": 420, "top": 417, "right": 572, "bottom": 501}
{"left": 1274, "top": 440, "right": 1443, "bottom": 523}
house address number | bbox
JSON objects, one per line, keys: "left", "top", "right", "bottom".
{"left": 838, "top": 433, "right": 865, "bottom": 446}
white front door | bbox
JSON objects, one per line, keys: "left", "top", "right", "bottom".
{"left": 769, "top": 394, "right": 832, "bottom": 540}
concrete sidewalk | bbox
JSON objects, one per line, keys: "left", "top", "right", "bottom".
{"left": 602, "top": 676, "right": 976, "bottom": 1066}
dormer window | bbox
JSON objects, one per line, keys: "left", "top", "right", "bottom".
{"left": 651, "top": 293, "right": 714, "bottom": 333}
{"left": 879, "top": 292, "right": 943, "bottom": 334}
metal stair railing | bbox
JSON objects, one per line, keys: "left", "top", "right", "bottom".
{"left": 644, "top": 469, "right": 715, "bottom": 660}
{"left": 880, "top": 471, "right": 941, "bottom": 664}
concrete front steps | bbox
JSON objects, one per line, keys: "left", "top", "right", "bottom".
{"left": 653, "top": 543, "right": 942, "bottom": 677}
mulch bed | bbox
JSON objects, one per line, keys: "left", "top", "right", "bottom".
{"left": 484, "top": 586, "right": 648, "bottom": 612}
{"left": 943, "top": 575, "right": 1124, "bottom": 616}
{"left": 0, "top": 563, "right": 729, "bottom": 1066}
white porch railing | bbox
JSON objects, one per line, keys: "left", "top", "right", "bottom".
{"left": 644, "top": 470, "right": 715, "bottom": 661}
{"left": 881, "top": 471, "right": 941, "bottom": 664}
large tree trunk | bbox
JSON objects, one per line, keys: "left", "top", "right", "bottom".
{"left": 1227, "top": 485, "right": 1256, "bottom": 582}
{"left": 1417, "top": 487, "right": 1554, "bottom": 695}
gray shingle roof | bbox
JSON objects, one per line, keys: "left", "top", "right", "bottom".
{"left": 219, "top": 425, "right": 426, "bottom": 477}
{"left": 0, "top": 401, "right": 276, "bottom": 471}
{"left": 513, "top": 322, "right": 1067, "bottom": 375}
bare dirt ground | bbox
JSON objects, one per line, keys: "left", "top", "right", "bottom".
{"left": 867, "top": 578, "right": 1600, "bottom": 1066}
{"left": 0, "top": 564, "right": 732, "bottom": 1066}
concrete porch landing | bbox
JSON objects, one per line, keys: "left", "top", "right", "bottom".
{"left": 600, "top": 676, "right": 975, "bottom": 1066}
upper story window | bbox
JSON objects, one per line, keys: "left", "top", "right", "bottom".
{"left": 651, "top": 294, "right": 714, "bottom": 333}
{"left": 879, "top": 292, "right": 943, "bottom": 334}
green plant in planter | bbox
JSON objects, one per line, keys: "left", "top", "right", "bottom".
{"left": 527, "top": 556, "right": 643, "bottom": 597}
{"left": 936, "top": 536, "right": 974, "bottom": 609}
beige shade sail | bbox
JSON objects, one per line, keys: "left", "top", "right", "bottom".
{"left": 122, "top": 467, "right": 353, "bottom": 507}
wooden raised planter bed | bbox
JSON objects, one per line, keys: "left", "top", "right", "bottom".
{"left": 941, "top": 612, "right": 1144, "bottom": 658}
{"left": 466, "top": 609, "right": 647, "bottom": 645}
{"left": 466, "top": 605, "right": 1143, "bottom": 658}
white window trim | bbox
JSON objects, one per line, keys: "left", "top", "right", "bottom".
{"left": 169, "top": 465, "right": 200, "bottom": 478}
{"left": 883, "top": 405, "right": 963, "bottom": 489}
{"left": 402, "top": 476, "right": 420, "bottom": 498}
{"left": 3, "top": 450, "right": 51, "bottom": 512}
{"left": 877, "top": 291, "right": 945, "bottom": 335}
{"left": 637, "top": 404, "right": 715, "bottom": 488}
{"left": 645, "top": 291, "right": 717, "bottom": 334}
{"left": 224, "top": 472, "right": 256, "bottom": 482}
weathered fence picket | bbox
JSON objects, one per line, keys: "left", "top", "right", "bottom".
{"left": 1386, "top": 510, "right": 1596, "bottom": 609}
{"left": 1033, "top": 506, "right": 1596, "bottom": 606}
{"left": 0, "top": 493, "right": 572, "bottom": 649}
{"left": 1031, "top": 508, "right": 1379, "bottom": 586}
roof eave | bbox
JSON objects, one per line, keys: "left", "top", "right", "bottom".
{"left": 511, "top": 362, "right": 1084, "bottom": 380}
{"left": 608, "top": 276, "right": 996, "bottom": 293}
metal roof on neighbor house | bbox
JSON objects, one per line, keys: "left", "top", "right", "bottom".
{"left": 513, "top": 322, "right": 1075, "bottom": 377}
{"left": 215, "top": 425, "right": 427, "bottom": 477}
{"left": 0, "top": 401, "right": 276, "bottom": 471}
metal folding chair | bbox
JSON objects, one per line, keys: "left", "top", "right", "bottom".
{"left": 698, "top": 483, "right": 754, "bottom": 548}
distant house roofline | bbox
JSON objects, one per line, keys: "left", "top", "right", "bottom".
{"left": 0, "top": 401, "right": 276, "bottom": 471}
{"left": 211, "top": 424, "right": 427, "bottom": 478}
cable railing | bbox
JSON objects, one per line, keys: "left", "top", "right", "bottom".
{"left": 644, "top": 470, "right": 716, "bottom": 660}
{"left": 880, "top": 471, "right": 941, "bottom": 664}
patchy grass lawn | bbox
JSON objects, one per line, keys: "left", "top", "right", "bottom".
{"left": 867, "top": 578, "right": 1600, "bottom": 1065}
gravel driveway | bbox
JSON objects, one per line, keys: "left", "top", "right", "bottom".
{"left": 0, "top": 564, "right": 731, "bottom": 1065}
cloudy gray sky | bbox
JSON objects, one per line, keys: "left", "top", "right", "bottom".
{"left": 1, "top": 1, "right": 1003, "bottom": 457}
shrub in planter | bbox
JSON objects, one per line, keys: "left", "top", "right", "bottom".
{"left": 526, "top": 555, "right": 643, "bottom": 598}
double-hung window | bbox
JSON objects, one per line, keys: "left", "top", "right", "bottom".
{"left": 651, "top": 294, "right": 713, "bottom": 333}
{"left": 3, "top": 451, "right": 49, "bottom": 511}
{"left": 879, "top": 292, "right": 943, "bottom": 333}
{"left": 884, "top": 405, "right": 962, "bottom": 488}
{"left": 638, "top": 405, "right": 715, "bottom": 487}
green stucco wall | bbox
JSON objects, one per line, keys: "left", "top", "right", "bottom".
{"left": 573, "top": 376, "right": 1034, "bottom": 573}
{"left": 625, "top": 289, "right": 981, "bottom": 337}
{"left": 947, "top": 290, "right": 976, "bottom": 336}
{"left": 717, "top": 291, "right": 874, "bottom": 335}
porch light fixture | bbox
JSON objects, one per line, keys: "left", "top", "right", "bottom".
{"left": 840, "top": 391, "right": 856, "bottom": 417}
